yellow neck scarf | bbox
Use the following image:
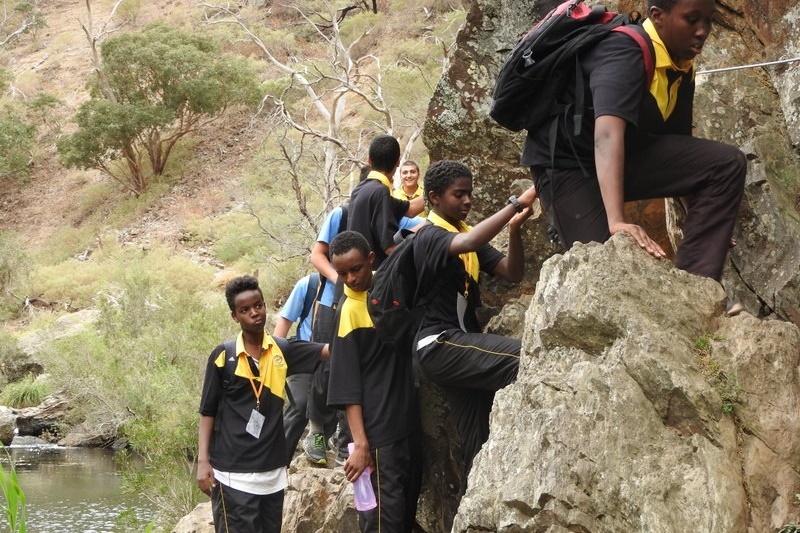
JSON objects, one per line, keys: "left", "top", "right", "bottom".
{"left": 427, "top": 211, "right": 480, "bottom": 283}
{"left": 367, "top": 170, "right": 393, "bottom": 189}
{"left": 643, "top": 18, "right": 695, "bottom": 121}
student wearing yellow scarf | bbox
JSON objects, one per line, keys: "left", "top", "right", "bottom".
{"left": 521, "top": 0, "right": 746, "bottom": 283}
{"left": 412, "top": 160, "right": 537, "bottom": 488}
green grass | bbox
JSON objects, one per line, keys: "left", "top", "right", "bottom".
{"left": 0, "top": 445, "right": 26, "bottom": 533}
{"left": 0, "top": 374, "right": 49, "bottom": 408}
{"left": 693, "top": 334, "right": 742, "bottom": 414}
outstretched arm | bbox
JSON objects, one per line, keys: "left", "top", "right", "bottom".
{"left": 595, "top": 115, "right": 665, "bottom": 259}
{"left": 449, "top": 184, "right": 537, "bottom": 257}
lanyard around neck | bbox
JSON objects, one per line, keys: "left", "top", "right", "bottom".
{"left": 240, "top": 353, "right": 264, "bottom": 409}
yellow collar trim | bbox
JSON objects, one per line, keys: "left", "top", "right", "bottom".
{"left": 367, "top": 170, "right": 393, "bottom": 190}
{"left": 643, "top": 18, "right": 695, "bottom": 121}
{"left": 428, "top": 211, "right": 480, "bottom": 283}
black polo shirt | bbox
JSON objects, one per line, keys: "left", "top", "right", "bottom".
{"left": 521, "top": 29, "right": 694, "bottom": 169}
{"left": 327, "top": 285, "right": 416, "bottom": 449}
{"left": 198, "top": 335, "right": 323, "bottom": 473}
{"left": 412, "top": 224, "right": 504, "bottom": 337}
{"left": 347, "top": 178, "right": 409, "bottom": 268}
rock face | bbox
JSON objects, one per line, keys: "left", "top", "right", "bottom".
{"left": 452, "top": 233, "right": 800, "bottom": 532}
{"left": 0, "top": 406, "right": 16, "bottom": 445}
{"left": 423, "top": 0, "right": 800, "bottom": 326}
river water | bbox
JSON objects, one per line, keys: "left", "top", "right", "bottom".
{"left": 2, "top": 443, "right": 156, "bottom": 532}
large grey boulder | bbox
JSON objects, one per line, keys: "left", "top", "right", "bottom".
{"left": 452, "top": 233, "right": 800, "bottom": 532}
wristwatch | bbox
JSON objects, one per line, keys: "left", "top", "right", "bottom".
{"left": 507, "top": 195, "right": 523, "bottom": 213}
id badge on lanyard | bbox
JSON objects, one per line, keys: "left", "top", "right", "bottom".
{"left": 242, "top": 354, "right": 266, "bottom": 439}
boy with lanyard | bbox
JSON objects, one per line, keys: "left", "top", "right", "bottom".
{"left": 521, "top": 0, "right": 746, "bottom": 282}
{"left": 412, "top": 160, "right": 537, "bottom": 486}
{"left": 197, "top": 275, "right": 328, "bottom": 533}
{"left": 327, "top": 231, "right": 422, "bottom": 533}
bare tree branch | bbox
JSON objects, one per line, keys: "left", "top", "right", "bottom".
{"left": 80, "top": 0, "right": 127, "bottom": 102}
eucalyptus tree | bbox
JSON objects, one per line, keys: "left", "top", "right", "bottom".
{"left": 57, "top": 23, "right": 262, "bottom": 195}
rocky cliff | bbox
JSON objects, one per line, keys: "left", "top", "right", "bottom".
{"left": 455, "top": 233, "right": 800, "bottom": 532}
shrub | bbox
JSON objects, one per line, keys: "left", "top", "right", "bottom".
{"left": 0, "top": 106, "right": 35, "bottom": 180}
{"left": 0, "top": 374, "right": 49, "bottom": 408}
{"left": 43, "top": 276, "right": 230, "bottom": 529}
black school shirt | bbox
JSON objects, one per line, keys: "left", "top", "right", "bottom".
{"left": 198, "top": 335, "right": 323, "bottom": 473}
{"left": 521, "top": 29, "right": 694, "bottom": 169}
{"left": 347, "top": 178, "right": 409, "bottom": 269}
{"left": 413, "top": 224, "right": 504, "bottom": 337}
{"left": 326, "top": 285, "right": 416, "bottom": 449}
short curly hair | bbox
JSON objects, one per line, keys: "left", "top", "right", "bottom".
{"left": 329, "top": 230, "right": 371, "bottom": 259}
{"left": 224, "top": 275, "right": 262, "bottom": 312}
{"left": 423, "top": 160, "right": 473, "bottom": 201}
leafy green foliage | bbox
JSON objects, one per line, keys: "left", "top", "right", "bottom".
{"left": 42, "top": 275, "right": 230, "bottom": 529}
{"left": 25, "top": 93, "right": 63, "bottom": 138}
{"left": 0, "top": 231, "right": 28, "bottom": 320}
{"left": 0, "top": 106, "right": 35, "bottom": 180}
{"left": 58, "top": 23, "right": 262, "bottom": 195}
{"left": 0, "top": 0, "right": 45, "bottom": 47}
{"left": 0, "top": 445, "right": 26, "bottom": 533}
{"left": 0, "top": 374, "right": 49, "bottom": 408}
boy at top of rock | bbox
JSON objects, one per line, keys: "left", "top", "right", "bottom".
{"left": 197, "top": 275, "right": 328, "bottom": 533}
{"left": 521, "top": 0, "right": 746, "bottom": 282}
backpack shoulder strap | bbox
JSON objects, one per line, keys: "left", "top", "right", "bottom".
{"left": 612, "top": 25, "right": 655, "bottom": 86}
{"left": 339, "top": 204, "right": 349, "bottom": 234}
{"left": 300, "top": 273, "right": 320, "bottom": 323}
{"left": 222, "top": 339, "right": 237, "bottom": 389}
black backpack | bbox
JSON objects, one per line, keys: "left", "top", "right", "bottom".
{"left": 367, "top": 229, "right": 436, "bottom": 351}
{"left": 490, "top": 0, "right": 654, "bottom": 133}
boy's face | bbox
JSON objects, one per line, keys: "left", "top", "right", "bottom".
{"left": 651, "top": 0, "right": 715, "bottom": 62}
{"left": 230, "top": 289, "right": 267, "bottom": 334}
{"left": 332, "top": 249, "right": 374, "bottom": 293}
{"left": 430, "top": 176, "right": 473, "bottom": 227}
{"left": 400, "top": 165, "right": 420, "bottom": 188}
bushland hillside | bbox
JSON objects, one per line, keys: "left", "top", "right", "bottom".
{"left": 0, "top": 0, "right": 466, "bottom": 529}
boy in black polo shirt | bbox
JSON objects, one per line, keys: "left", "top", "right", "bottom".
{"left": 197, "top": 275, "right": 328, "bottom": 533}
{"left": 347, "top": 135, "right": 425, "bottom": 268}
{"left": 327, "top": 231, "right": 421, "bottom": 533}
{"left": 521, "top": 0, "right": 745, "bottom": 281}
{"left": 413, "top": 160, "right": 537, "bottom": 486}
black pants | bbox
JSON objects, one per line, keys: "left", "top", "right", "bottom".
{"left": 211, "top": 482, "right": 284, "bottom": 533}
{"left": 416, "top": 329, "right": 520, "bottom": 479}
{"left": 358, "top": 433, "right": 423, "bottom": 533}
{"left": 533, "top": 134, "right": 747, "bottom": 281}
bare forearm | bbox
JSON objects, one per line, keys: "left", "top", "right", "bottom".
{"left": 198, "top": 415, "right": 214, "bottom": 462}
{"left": 273, "top": 317, "right": 292, "bottom": 338}
{"left": 310, "top": 242, "right": 338, "bottom": 282}
{"left": 594, "top": 115, "right": 626, "bottom": 228}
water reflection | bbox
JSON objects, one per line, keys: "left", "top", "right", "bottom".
{"left": 1, "top": 444, "right": 155, "bottom": 532}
